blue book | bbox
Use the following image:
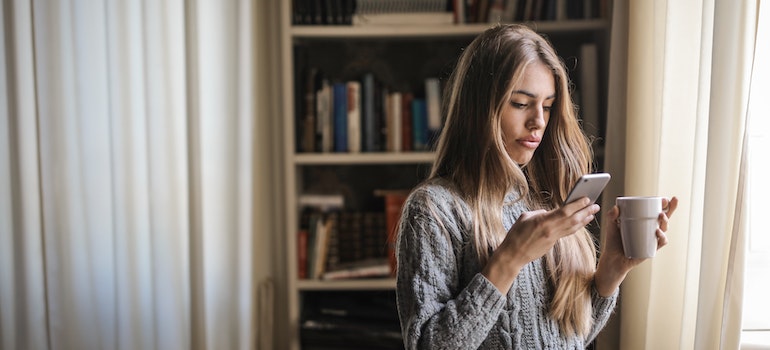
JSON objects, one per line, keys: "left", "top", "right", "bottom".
{"left": 362, "top": 73, "right": 376, "bottom": 152}
{"left": 333, "top": 82, "right": 348, "bottom": 152}
{"left": 411, "top": 98, "right": 427, "bottom": 151}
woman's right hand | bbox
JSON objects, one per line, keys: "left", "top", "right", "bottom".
{"left": 481, "top": 198, "right": 600, "bottom": 293}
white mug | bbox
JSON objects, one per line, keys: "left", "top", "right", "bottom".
{"left": 616, "top": 196, "right": 663, "bottom": 259}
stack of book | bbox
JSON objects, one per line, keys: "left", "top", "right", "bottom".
{"left": 297, "top": 194, "right": 393, "bottom": 280}
{"left": 456, "top": 0, "right": 607, "bottom": 24}
{"left": 299, "top": 69, "right": 442, "bottom": 154}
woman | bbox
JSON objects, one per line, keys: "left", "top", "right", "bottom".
{"left": 395, "top": 24, "right": 678, "bottom": 349}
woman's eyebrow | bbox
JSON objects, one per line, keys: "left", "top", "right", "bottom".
{"left": 512, "top": 90, "right": 556, "bottom": 100}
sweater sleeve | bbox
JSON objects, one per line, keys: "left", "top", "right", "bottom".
{"left": 395, "top": 188, "right": 506, "bottom": 350}
{"left": 585, "top": 285, "right": 619, "bottom": 344}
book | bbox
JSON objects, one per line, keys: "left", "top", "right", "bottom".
{"left": 401, "top": 92, "right": 414, "bottom": 152}
{"left": 333, "top": 82, "right": 348, "bottom": 152}
{"left": 425, "top": 77, "right": 442, "bottom": 145}
{"left": 317, "top": 212, "right": 340, "bottom": 278}
{"left": 347, "top": 81, "right": 362, "bottom": 153}
{"left": 302, "top": 67, "right": 318, "bottom": 152}
{"left": 322, "top": 259, "right": 392, "bottom": 280}
{"left": 487, "top": 0, "right": 505, "bottom": 23}
{"left": 501, "top": 0, "right": 520, "bottom": 22}
{"left": 375, "top": 189, "right": 410, "bottom": 276}
{"left": 316, "top": 78, "right": 333, "bottom": 153}
{"left": 387, "top": 92, "right": 402, "bottom": 152}
{"left": 362, "top": 73, "right": 377, "bottom": 152}
{"left": 298, "top": 229, "right": 309, "bottom": 279}
{"left": 412, "top": 98, "right": 428, "bottom": 151}
{"left": 453, "top": 0, "right": 466, "bottom": 23}
{"left": 298, "top": 194, "right": 344, "bottom": 211}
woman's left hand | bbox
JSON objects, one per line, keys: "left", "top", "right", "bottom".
{"left": 594, "top": 196, "right": 679, "bottom": 296}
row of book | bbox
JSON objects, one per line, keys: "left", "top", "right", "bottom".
{"left": 299, "top": 69, "right": 442, "bottom": 154}
{"left": 291, "top": 0, "right": 607, "bottom": 26}
{"left": 458, "top": 0, "right": 608, "bottom": 24}
{"left": 297, "top": 191, "right": 408, "bottom": 280}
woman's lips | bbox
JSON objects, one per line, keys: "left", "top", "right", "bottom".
{"left": 516, "top": 137, "right": 541, "bottom": 149}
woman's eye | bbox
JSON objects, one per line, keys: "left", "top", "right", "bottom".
{"left": 543, "top": 105, "right": 553, "bottom": 112}
{"left": 511, "top": 101, "right": 527, "bottom": 109}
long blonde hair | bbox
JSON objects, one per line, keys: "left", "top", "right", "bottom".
{"left": 430, "top": 24, "right": 596, "bottom": 338}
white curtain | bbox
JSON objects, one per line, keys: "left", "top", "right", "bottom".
{"left": 597, "top": 0, "right": 759, "bottom": 349}
{"left": 0, "top": 0, "right": 279, "bottom": 349}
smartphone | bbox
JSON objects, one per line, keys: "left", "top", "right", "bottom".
{"left": 564, "top": 173, "right": 611, "bottom": 205}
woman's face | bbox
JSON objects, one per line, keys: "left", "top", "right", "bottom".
{"left": 500, "top": 60, "right": 555, "bottom": 165}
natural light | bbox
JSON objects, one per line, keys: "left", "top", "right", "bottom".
{"left": 741, "top": 2, "right": 769, "bottom": 347}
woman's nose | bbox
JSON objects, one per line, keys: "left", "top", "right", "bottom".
{"left": 527, "top": 107, "right": 546, "bottom": 130}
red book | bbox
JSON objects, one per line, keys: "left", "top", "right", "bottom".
{"left": 376, "top": 190, "right": 410, "bottom": 277}
{"left": 297, "top": 229, "right": 308, "bottom": 279}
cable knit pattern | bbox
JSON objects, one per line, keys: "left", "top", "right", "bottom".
{"left": 396, "top": 179, "right": 618, "bottom": 350}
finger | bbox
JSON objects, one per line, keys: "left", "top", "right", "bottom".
{"left": 658, "top": 211, "right": 670, "bottom": 232}
{"left": 655, "top": 229, "right": 669, "bottom": 249}
{"left": 664, "top": 196, "right": 679, "bottom": 218}
{"left": 561, "top": 204, "right": 600, "bottom": 236}
{"left": 562, "top": 197, "right": 593, "bottom": 215}
{"left": 519, "top": 209, "right": 548, "bottom": 221}
{"left": 605, "top": 205, "right": 619, "bottom": 226}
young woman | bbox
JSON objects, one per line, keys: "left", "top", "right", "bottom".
{"left": 395, "top": 24, "right": 678, "bottom": 349}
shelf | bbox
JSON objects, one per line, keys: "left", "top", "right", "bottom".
{"left": 297, "top": 278, "right": 397, "bottom": 291}
{"left": 291, "top": 19, "right": 610, "bottom": 38}
{"left": 293, "top": 152, "right": 435, "bottom": 165}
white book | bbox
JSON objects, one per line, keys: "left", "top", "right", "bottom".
{"left": 346, "top": 81, "right": 361, "bottom": 153}
{"left": 425, "top": 78, "right": 442, "bottom": 132}
{"left": 298, "top": 194, "right": 344, "bottom": 211}
{"left": 579, "top": 43, "right": 600, "bottom": 140}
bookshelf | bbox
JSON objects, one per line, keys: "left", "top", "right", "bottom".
{"left": 279, "top": 1, "right": 613, "bottom": 349}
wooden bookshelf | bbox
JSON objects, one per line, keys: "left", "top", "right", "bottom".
{"left": 279, "top": 1, "right": 613, "bottom": 349}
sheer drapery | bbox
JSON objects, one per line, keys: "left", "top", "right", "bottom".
{"left": 0, "top": 1, "right": 278, "bottom": 349}
{"left": 597, "top": 0, "right": 759, "bottom": 349}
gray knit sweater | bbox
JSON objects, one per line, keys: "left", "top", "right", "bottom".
{"left": 396, "top": 179, "right": 618, "bottom": 350}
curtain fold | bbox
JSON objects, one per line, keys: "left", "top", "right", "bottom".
{"left": 601, "top": 0, "right": 757, "bottom": 349}
{"left": 0, "top": 0, "right": 273, "bottom": 349}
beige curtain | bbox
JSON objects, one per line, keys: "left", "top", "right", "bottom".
{"left": 0, "top": 0, "right": 279, "bottom": 349}
{"left": 598, "top": 0, "right": 759, "bottom": 349}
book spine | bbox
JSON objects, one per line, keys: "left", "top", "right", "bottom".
{"left": 412, "top": 98, "right": 427, "bottom": 151}
{"left": 301, "top": 67, "right": 317, "bottom": 152}
{"left": 347, "top": 81, "right": 362, "bottom": 153}
{"left": 383, "top": 192, "right": 409, "bottom": 276}
{"left": 401, "top": 92, "right": 413, "bottom": 152}
{"left": 390, "top": 92, "right": 402, "bottom": 152}
{"left": 298, "top": 229, "right": 308, "bottom": 279}
{"left": 425, "top": 78, "right": 442, "bottom": 147}
{"left": 333, "top": 82, "right": 348, "bottom": 152}
{"left": 362, "top": 73, "right": 376, "bottom": 152}
{"left": 317, "top": 79, "right": 333, "bottom": 152}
